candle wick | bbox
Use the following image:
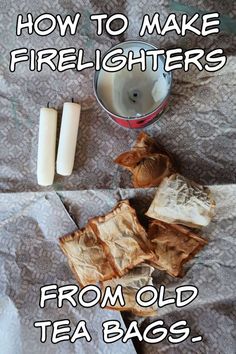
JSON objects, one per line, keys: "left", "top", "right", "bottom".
{"left": 71, "top": 98, "right": 74, "bottom": 103}
{"left": 47, "top": 102, "right": 50, "bottom": 108}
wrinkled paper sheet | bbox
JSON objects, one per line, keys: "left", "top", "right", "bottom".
{"left": 0, "top": 186, "right": 235, "bottom": 354}
{"left": 0, "top": 0, "right": 236, "bottom": 353}
{"left": 0, "top": 0, "right": 235, "bottom": 192}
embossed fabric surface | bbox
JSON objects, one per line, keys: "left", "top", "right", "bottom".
{"left": 0, "top": 0, "right": 235, "bottom": 191}
{"left": 0, "top": 0, "right": 236, "bottom": 353}
{"left": 0, "top": 187, "right": 235, "bottom": 353}
{"left": 0, "top": 192, "right": 136, "bottom": 354}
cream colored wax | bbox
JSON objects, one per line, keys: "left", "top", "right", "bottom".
{"left": 37, "top": 107, "right": 57, "bottom": 186}
{"left": 56, "top": 102, "right": 81, "bottom": 176}
{"left": 97, "top": 42, "right": 169, "bottom": 118}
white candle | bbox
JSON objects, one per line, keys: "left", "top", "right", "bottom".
{"left": 37, "top": 107, "right": 57, "bottom": 186}
{"left": 56, "top": 102, "right": 81, "bottom": 176}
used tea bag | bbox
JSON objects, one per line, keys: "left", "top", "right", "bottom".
{"left": 59, "top": 224, "right": 116, "bottom": 286}
{"left": 60, "top": 200, "right": 153, "bottom": 286}
{"left": 89, "top": 200, "right": 153, "bottom": 277}
{"left": 101, "top": 264, "right": 157, "bottom": 317}
{"left": 114, "top": 132, "right": 175, "bottom": 188}
{"left": 146, "top": 174, "right": 216, "bottom": 228}
{"left": 147, "top": 220, "right": 208, "bottom": 277}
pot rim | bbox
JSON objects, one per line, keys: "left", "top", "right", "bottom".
{"left": 93, "top": 39, "right": 173, "bottom": 121}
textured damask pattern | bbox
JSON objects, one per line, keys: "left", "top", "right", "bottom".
{"left": 0, "top": 0, "right": 235, "bottom": 192}
{"left": 0, "top": 0, "right": 236, "bottom": 354}
{"left": 0, "top": 188, "right": 236, "bottom": 354}
{"left": 1, "top": 186, "right": 235, "bottom": 353}
{"left": 0, "top": 192, "right": 136, "bottom": 354}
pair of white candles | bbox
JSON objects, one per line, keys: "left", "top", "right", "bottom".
{"left": 37, "top": 102, "right": 81, "bottom": 186}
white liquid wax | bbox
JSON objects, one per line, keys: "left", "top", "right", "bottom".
{"left": 97, "top": 42, "right": 171, "bottom": 118}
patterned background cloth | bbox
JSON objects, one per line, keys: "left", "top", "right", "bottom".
{"left": 0, "top": 187, "right": 235, "bottom": 354}
{"left": 0, "top": 0, "right": 235, "bottom": 353}
{"left": 0, "top": 0, "right": 235, "bottom": 191}
{"left": 0, "top": 192, "right": 136, "bottom": 354}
